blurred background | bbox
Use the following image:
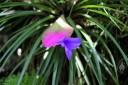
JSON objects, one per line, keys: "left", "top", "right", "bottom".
{"left": 0, "top": 0, "right": 128, "bottom": 85}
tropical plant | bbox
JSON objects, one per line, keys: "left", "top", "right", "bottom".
{"left": 0, "top": 0, "right": 128, "bottom": 85}
{"left": 4, "top": 72, "right": 36, "bottom": 85}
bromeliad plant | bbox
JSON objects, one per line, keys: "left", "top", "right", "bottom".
{"left": 0, "top": 0, "right": 128, "bottom": 85}
{"left": 42, "top": 15, "right": 81, "bottom": 60}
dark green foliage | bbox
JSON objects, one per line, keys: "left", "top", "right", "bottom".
{"left": 0, "top": 0, "right": 128, "bottom": 85}
{"left": 4, "top": 73, "right": 35, "bottom": 85}
{"left": 0, "top": 78, "right": 5, "bottom": 85}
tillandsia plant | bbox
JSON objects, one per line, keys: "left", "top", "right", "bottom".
{"left": 42, "top": 15, "right": 81, "bottom": 60}
{"left": 0, "top": 0, "right": 128, "bottom": 85}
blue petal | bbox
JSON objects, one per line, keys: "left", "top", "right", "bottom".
{"left": 65, "top": 47, "right": 72, "bottom": 60}
{"left": 58, "top": 37, "right": 81, "bottom": 49}
{"left": 57, "top": 37, "right": 66, "bottom": 47}
{"left": 57, "top": 37, "right": 81, "bottom": 60}
{"left": 64, "top": 38, "right": 81, "bottom": 50}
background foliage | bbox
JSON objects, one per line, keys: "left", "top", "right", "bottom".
{"left": 0, "top": 0, "right": 128, "bottom": 85}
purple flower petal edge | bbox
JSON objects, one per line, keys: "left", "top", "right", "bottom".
{"left": 58, "top": 37, "right": 81, "bottom": 60}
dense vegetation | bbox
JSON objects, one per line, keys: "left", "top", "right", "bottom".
{"left": 0, "top": 0, "right": 128, "bottom": 85}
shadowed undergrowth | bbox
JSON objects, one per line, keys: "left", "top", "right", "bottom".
{"left": 0, "top": 0, "right": 128, "bottom": 85}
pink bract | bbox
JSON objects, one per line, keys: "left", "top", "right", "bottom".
{"left": 42, "top": 31, "right": 69, "bottom": 47}
{"left": 42, "top": 15, "right": 74, "bottom": 48}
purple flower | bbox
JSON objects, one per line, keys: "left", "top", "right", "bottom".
{"left": 58, "top": 37, "right": 81, "bottom": 60}
{"left": 42, "top": 15, "right": 80, "bottom": 60}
